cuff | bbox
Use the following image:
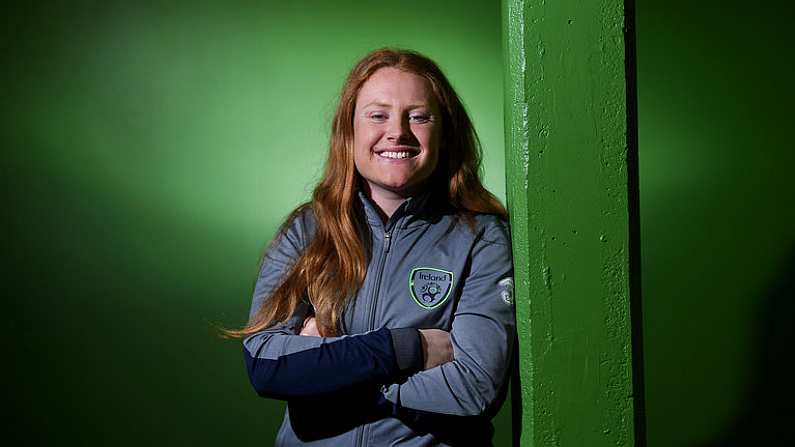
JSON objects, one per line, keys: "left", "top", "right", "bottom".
{"left": 389, "top": 328, "right": 423, "bottom": 374}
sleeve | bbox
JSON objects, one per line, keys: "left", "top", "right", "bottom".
{"left": 381, "top": 220, "right": 516, "bottom": 416}
{"left": 242, "top": 209, "right": 424, "bottom": 400}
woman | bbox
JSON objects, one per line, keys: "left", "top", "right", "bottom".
{"left": 227, "top": 48, "right": 515, "bottom": 446}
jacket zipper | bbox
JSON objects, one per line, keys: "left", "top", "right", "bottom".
{"left": 368, "top": 231, "right": 392, "bottom": 330}
{"left": 357, "top": 229, "right": 392, "bottom": 447}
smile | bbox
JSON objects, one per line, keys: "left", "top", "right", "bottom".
{"left": 379, "top": 151, "right": 413, "bottom": 159}
{"left": 375, "top": 146, "right": 420, "bottom": 160}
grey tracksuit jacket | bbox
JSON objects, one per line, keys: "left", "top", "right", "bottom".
{"left": 243, "top": 191, "right": 515, "bottom": 446}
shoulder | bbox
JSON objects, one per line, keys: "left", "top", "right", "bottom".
{"left": 440, "top": 212, "right": 510, "bottom": 247}
{"left": 271, "top": 204, "right": 317, "bottom": 252}
{"left": 470, "top": 213, "right": 511, "bottom": 246}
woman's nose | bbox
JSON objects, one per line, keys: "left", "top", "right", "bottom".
{"left": 386, "top": 116, "right": 411, "bottom": 142}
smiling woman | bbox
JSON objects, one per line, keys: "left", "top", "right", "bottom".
{"left": 353, "top": 68, "right": 442, "bottom": 218}
{"left": 225, "top": 48, "right": 514, "bottom": 446}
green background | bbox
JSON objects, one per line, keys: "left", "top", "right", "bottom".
{"left": 4, "top": 0, "right": 509, "bottom": 445}
{"left": 637, "top": 1, "right": 794, "bottom": 445}
{"left": 5, "top": 0, "right": 794, "bottom": 446}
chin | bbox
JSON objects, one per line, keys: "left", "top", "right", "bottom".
{"left": 376, "top": 177, "right": 409, "bottom": 190}
{"left": 390, "top": 183, "right": 426, "bottom": 197}
{"left": 365, "top": 174, "right": 431, "bottom": 197}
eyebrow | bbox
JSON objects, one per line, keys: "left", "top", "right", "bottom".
{"left": 360, "top": 101, "right": 431, "bottom": 110}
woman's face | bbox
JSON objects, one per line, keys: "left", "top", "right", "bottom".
{"left": 353, "top": 67, "right": 442, "bottom": 199}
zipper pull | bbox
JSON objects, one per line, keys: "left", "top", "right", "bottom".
{"left": 383, "top": 232, "right": 392, "bottom": 252}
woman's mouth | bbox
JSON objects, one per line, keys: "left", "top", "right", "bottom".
{"left": 380, "top": 151, "right": 413, "bottom": 159}
{"left": 375, "top": 147, "right": 420, "bottom": 160}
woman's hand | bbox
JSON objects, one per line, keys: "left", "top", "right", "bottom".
{"left": 418, "top": 329, "right": 453, "bottom": 370}
{"left": 300, "top": 316, "right": 320, "bottom": 336}
{"left": 300, "top": 318, "right": 452, "bottom": 370}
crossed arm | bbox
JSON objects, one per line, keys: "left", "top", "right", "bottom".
{"left": 299, "top": 316, "right": 454, "bottom": 370}
{"left": 242, "top": 211, "right": 514, "bottom": 417}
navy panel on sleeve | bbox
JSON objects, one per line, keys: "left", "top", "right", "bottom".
{"left": 244, "top": 327, "right": 401, "bottom": 399}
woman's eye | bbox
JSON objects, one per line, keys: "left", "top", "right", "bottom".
{"left": 369, "top": 113, "right": 387, "bottom": 121}
{"left": 410, "top": 114, "right": 431, "bottom": 123}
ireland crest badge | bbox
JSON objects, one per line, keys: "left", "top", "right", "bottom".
{"left": 409, "top": 267, "right": 454, "bottom": 309}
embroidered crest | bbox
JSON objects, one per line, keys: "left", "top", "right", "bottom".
{"left": 498, "top": 277, "right": 515, "bottom": 305}
{"left": 409, "top": 267, "right": 454, "bottom": 309}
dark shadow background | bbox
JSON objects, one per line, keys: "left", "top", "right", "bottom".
{"left": 637, "top": 0, "right": 795, "bottom": 445}
{"left": 697, "top": 248, "right": 795, "bottom": 446}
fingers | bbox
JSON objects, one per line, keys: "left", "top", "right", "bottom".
{"left": 418, "top": 329, "right": 453, "bottom": 370}
{"left": 300, "top": 316, "right": 320, "bottom": 337}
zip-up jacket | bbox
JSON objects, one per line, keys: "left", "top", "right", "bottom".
{"left": 243, "top": 191, "right": 516, "bottom": 446}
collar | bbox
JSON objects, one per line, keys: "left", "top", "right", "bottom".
{"left": 356, "top": 189, "right": 434, "bottom": 230}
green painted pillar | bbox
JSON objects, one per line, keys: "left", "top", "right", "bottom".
{"left": 502, "top": 0, "right": 641, "bottom": 445}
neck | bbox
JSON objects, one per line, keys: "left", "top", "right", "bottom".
{"left": 362, "top": 183, "right": 410, "bottom": 223}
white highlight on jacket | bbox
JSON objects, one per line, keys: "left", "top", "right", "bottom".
{"left": 498, "top": 277, "right": 515, "bottom": 306}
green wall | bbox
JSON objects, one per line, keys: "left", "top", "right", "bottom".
{"left": 502, "top": 0, "right": 793, "bottom": 445}
{"left": 4, "top": 1, "right": 510, "bottom": 445}
{"left": 8, "top": 0, "right": 794, "bottom": 445}
{"left": 637, "top": 0, "right": 794, "bottom": 445}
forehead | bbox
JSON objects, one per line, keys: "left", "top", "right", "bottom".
{"left": 355, "top": 67, "right": 437, "bottom": 108}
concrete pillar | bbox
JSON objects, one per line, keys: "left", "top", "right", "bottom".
{"left": 502, "top": 0, "right": 642, "bottom": 445}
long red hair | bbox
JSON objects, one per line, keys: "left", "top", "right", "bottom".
{"left": 226, "top": 48, "right": 506, "bottom": 337}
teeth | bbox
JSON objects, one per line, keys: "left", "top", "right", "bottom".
{"left": 379, "top": 151, "right": 412, "bottom": 159}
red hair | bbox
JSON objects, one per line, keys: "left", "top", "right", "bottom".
{"left": 225, "top": 48, "right": 506, "bottom": 337}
